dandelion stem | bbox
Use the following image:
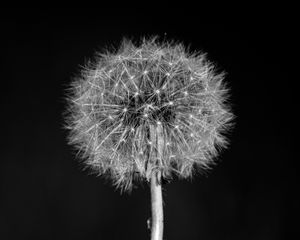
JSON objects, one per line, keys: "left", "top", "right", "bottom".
{"left": 150, "top": 123, "right": 164, "bottom": 240}
{"left": 150, "top": 170, "right": 163, "bottom": 240}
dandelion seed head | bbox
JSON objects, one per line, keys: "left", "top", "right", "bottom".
{"left": 64, "top": 36, "right": 234, "bottom": 192}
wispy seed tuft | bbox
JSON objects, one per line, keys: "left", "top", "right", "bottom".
{"left": 64, "top": 36, "right": 234, "bottom": 192}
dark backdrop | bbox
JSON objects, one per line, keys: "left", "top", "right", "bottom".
{"left": 0, "top": 8, "right": 296, "bottom": 240}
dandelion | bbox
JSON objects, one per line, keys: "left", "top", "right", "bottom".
{"left": 64, "top": 36, "right": 234, "bottom": 240}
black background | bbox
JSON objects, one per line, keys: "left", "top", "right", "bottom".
{"left": 0, "top": 9, "right": 296, "bottom": 240}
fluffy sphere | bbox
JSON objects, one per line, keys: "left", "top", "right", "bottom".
{"left": 64, "top": 37, "right": 234, "bottom": 192}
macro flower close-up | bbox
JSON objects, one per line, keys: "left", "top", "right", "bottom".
{"left": 2, "top": 9, "right": 292, "bottom": 240}
{"left": 65, "top": 37, "right": 233, "bottom": 192}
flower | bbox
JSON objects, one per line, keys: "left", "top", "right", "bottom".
{"left": 64, "top": 36, "right": 234, "bottom": 192}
